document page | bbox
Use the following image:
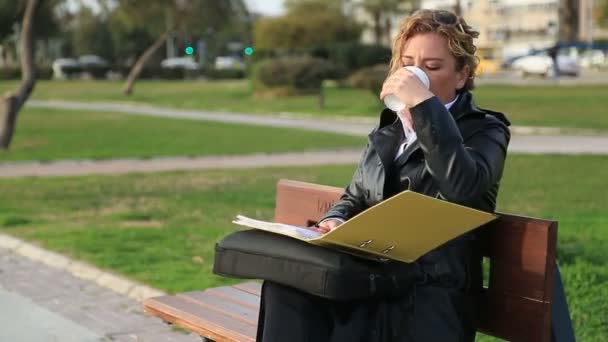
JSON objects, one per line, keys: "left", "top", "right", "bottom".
{"left": 233, "top": 215, "right": 323, "bottom": 240}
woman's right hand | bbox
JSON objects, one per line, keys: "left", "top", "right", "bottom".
{"left": 316, "top": 219, "right": 342, "bottom": 234}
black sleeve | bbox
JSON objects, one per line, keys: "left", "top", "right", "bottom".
{"left": 410, "top": 96, "right": 510, "bottom": 204}
{"left": 319, "top": 145, "right": 370, "bottom": 222}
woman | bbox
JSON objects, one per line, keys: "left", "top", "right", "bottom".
{"left": 257, "top": 9, "right": 511, "bottom": 342}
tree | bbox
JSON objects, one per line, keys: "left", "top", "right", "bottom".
{"left": 1, "top": 0, "right": 62, "bottom": 66}
{"left": 357, "top": 0, "right": 418, "bottom": 46}
{"left": 453, "top": 0, "right": 462, "bottom": 16}
{"left": 70, "top": 7, "right": 115, "bottom": 61}
{"left": 598, "top": 0, "right": 608, "bottom": 27}
{"left": 254, "top": 0, "right": 361, "bottom": 51}
{"left": 0, "top": 0, "right": 39, "bottom": 149}
{"left": 111, "top": 0, "right": 247, "bottom": 96}
{"left": 558, "top": 0, "right": 579, "bottom": 42}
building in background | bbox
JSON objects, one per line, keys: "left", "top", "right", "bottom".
{"left": 355, "top": 0, "right": 608, "bottom": 62}
{"left": 579, "top": 0, "right": 608, "bottom": 46}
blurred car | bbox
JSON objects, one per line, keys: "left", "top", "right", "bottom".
{"left": 77, "top": 55, "right": 109, "bottom": 68}
{"left": 579, "top": 50, "right": 607, "bottom": 69}
{"left": 160, "top": 57, "right": 200, "bottom": 70}
{"left": 52, "top": 58, "right": 80, "bottom": 79}
{"left": 512, "top": 52, "right": 580, "bottom": 77}
{"left": 214, "top": 56, "right": 244, "bottom": 70}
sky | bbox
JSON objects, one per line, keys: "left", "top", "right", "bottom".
{"left": 67, "top": 0, "right": 285, "bottom": 16}
{"left": 243, "top": 0, "right": 285, "bottom": 16}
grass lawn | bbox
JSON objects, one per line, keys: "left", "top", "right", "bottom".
{"left": 0, "top": 154, "right": 606, "bottom": 340}
{"left": 2, "top": 80, "right": 608, "bottom": 130}
{"left": 0, "top": 107, "right": 364, "bottom": 162}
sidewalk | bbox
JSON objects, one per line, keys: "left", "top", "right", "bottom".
{"left": 27, "top": 100, "right": 606, "bottom": 137}
{"left": 1, "top": 132, "right": 608, "bottom": 178}
{"left": 0, "top": 237, "right": 198, "bottom": 342}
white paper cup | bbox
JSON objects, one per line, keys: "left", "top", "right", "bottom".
{"left": 384, "top": 66, "right": 430, "bottom": 112}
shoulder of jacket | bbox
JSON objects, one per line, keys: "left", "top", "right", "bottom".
{"left": 461, "top": 109, "right": 509, "bottom": 128}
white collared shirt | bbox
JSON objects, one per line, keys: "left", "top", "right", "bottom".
{"left": 394, "top": 96, "right": 459, "bottom": 160}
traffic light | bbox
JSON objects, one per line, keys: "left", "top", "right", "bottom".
{"left": 185, "top": 46, "right": 194, "bottom": 55}
{"left": 244, "top": 46, "right": 254, "bottom": 56}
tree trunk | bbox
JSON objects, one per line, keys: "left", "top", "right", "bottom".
{"left": 558, "top": 0, "right": 579, "bottom": 42}
{"left": 122, "top": 29, "right": 171, "bottom": 96}
{"left": 385, "top": 17, "right": 392, "bottom": 47}
{"left": 453, "top": 0, "right": 462, "bottom": 16}
{"left": 318, "top": 86, "right": 325, "bottom": 110}
{"left": 373, "top": 11, "right": 382, "bottom": 45}
{"left": 0, "top": 0, "right": 38, "bottom": 149}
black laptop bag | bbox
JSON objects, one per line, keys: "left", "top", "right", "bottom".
{"left": 213, "top": 229, "right": 421, "bottom": 301}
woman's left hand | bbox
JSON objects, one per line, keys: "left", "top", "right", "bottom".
{"left": 380, "top": 68, "right": 434, "bottom": 108}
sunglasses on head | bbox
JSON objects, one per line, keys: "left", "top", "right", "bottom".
{"left": 413, "top": 9, "right": 466, "bottom": 33}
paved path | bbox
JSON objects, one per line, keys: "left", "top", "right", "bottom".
{"left": 26, "top": 100, "right": 605, "bottom": 137}
{"left": 0, "top": 244, "right": 198, "bottom": 342}
{"left": 27, "top": 100, "right": 373, "bottom": 136}
{"left": 1, "top": 133, "right": 608, "bottom": 178}
{"left": 0, "top": 149, "right": 364, "bottom": 178}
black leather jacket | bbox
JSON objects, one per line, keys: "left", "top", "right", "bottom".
{"left": 321, "top": 91, "right": 510, "bottom": 292}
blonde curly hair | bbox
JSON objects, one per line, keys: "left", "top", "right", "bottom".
{"left": 389, "top": 9, "right": 480, "bottom": 92}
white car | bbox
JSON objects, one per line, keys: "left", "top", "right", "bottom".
{"left": 52, "top": 58, "right": 80, "bottom": 79}
{"left": 512, "top": 52, "right": 580, "bottom": 77}
{"left": 160, "top": 57, "right": 200, "bottom": 70}
{"left": 77, "top": 55, "right": 109, "bottom": 68}
{"left": 214, "top": 56, "right": 244, "bottom": 70}
{"left": 579, "top": 50, "right": 607, "bottom": 69}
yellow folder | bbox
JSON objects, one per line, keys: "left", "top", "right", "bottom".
{"left": 233, "top": 190, "right": 496, "bottom": 263}
{"left": 309, "top": 190, "right": 496, "bottom": 263}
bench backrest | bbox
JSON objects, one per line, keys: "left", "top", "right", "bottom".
{"left": 274, "top": 179, "right": 557, "bottom": 342}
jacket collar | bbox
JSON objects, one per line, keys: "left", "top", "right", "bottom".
{"left": 376, "top": 91, "right": 486, "bottom": 130}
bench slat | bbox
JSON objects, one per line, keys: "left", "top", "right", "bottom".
{"left": 232, "top": 282, "right": 262, "bottom": 296}
{"left": 178, "top": 291, "right": 259, "bottom": 326}
{"left": 205, "top": 286, "right": 261, "bottom": 310}
{"left": 274, "top": 179, "right": 343, "bottom": 226}
{"left": 478, "top": 289, "right": 552, "bottom": 342}
{"left": 481, "top": 215, "right": 557, "bottom": 306}
{"left": 144, "top": 294, "right": 257, "bottom": 342}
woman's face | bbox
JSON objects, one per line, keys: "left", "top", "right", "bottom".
{"left": 400, "top": 33, "right": 469, "bottom": 104}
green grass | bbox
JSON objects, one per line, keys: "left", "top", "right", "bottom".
{"left": 2, "top": 80, "right": 608, "bottom": 129}
{"left": 0, "top": 107, "right": 364, "bottom": 162}
{"left": 0, "top": 154, "right": 606, "bottom": 340}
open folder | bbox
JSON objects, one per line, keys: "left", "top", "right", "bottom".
{"left": 232, "top": 190, "right": 497, "bottom": 263}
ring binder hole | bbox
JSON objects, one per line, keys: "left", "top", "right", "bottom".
{"left": 382, "top": 246, "right": 395, "bottom": 254}
{"left": 359, "top": 240, "right": 373, "bottom": 248}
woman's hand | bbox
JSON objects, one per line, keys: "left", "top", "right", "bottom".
{"left": 316, "top": 219, "right": 342, "bottom": 234}
{"left": 380, "top": 68, "right": 434, "bottom": 109}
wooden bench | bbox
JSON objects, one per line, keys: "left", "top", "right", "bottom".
{"left": 144, "top": 179, "right": 559, "bottom": 342}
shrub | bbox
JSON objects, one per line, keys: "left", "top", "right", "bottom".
{"left": 135, "top": 67, "right": 199, "bottom": 80}
{"left": 255, "top": 57, "right": 336, "bottom": 95}
{"left": 0, "top": 66, "right": 54, "bottom": 80}
{"left": 311, "top": 43, "right": 392, "bottom": 75}
{"left": 348, "top": 64, "right": 389, "bottom": 96}
{"left": 37, "top": 66, "right": 53, "bottom": 80}
{"left": 80, "top": 65, "right": 110, "bottom": 79}
{"left": 203, "top": 67, "right": 245, "bottom": 80}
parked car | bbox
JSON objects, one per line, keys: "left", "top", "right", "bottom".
{"left": 77, "top": 55, "right": 109, "bottom": 68}
{"left": 579, "top": 50, "right": 607, "bottom": 69}
{"left": 51, "top": 58, "right": 80, "bottom": 79}
{"left": 512, "top": 51, "right": 580, "bottom": 77}
{"left": 214, "top": 56, "right": 244, "bottom": 70}
{"left": 160, "top": 57, "right": 200, "bottom": 70}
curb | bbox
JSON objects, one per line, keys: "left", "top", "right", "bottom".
{"left": 0, "top": 233, "right": 166, "bottom": 302}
